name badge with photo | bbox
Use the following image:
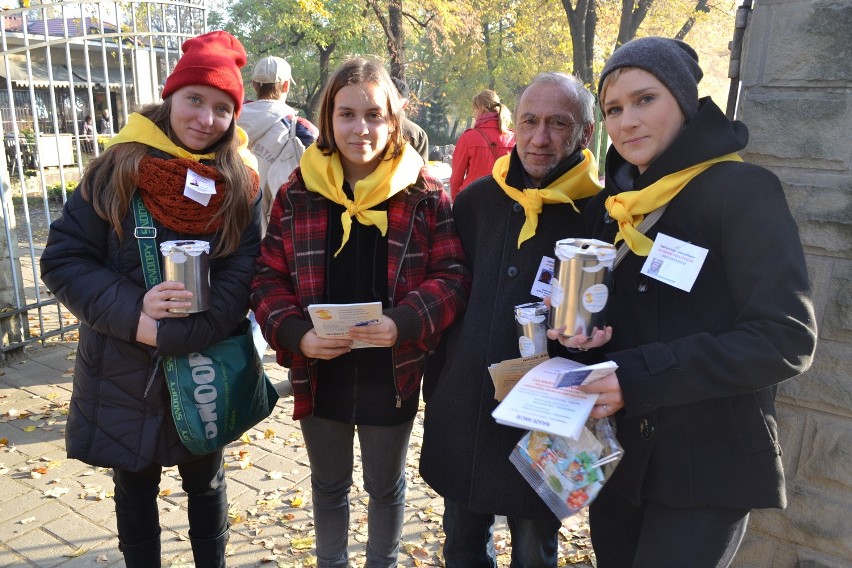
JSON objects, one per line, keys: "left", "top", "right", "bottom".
{"left": 184, "top": 170, "right": 217, "bottom": 206}
{"left": 641, "top": 233, "right": 708, "bottom": 292}
{"left": 530, "top": 256, "right": 555, "bottom": 299}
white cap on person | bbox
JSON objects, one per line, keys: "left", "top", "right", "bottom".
{"left": 251, "top": 56, "right": 294, "bottom": 85}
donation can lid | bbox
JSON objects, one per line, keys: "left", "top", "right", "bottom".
{"left": 160, "top": 240, "right": 210, "bottom": 258}
{"left": 554, "top": 238, "right": 616, "bottom": 264}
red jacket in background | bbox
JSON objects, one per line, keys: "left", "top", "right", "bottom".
{"left": 450, "top": 112, "right": 515, "bottom": 199}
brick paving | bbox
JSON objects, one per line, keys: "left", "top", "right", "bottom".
{"left": 0, "top": 342, "right": 595, "bottom": 567}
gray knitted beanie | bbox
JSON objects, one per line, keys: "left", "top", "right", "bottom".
{"left": 598, "top": 36, "right": 703, "bottom": 119}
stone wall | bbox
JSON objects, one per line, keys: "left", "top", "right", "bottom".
{"left": 733, "top": 0, "right": 852, "bottom": 566}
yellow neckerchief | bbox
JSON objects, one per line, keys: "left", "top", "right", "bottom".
{"left": 105, "top": 112, "right": 258, "bottom": 171}
{"left": 605, "top": 153, "right": 743, "bottom": 255}
{"left": 300, "top": 142, "right": 422, "bottom": 256}
{"left": 492, "top": 148, "right": 602, "bottom": 248}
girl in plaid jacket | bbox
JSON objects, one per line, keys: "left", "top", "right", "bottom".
{"left": 251, "top": 57, "right": 470, "bottom": 567}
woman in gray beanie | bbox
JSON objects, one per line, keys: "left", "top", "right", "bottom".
{"left": 550, "top": 36, "right": 817, "bottom": 567}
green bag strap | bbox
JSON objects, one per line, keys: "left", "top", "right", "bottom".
{"left": 131, "top": 192, "right": 167, "bottom": 397}
{"left": 131, "top": 193, "right": 163, "bottom": 289}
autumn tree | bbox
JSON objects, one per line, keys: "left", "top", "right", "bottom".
{"left": 560, "top": 0, "right": 730, "bottom": 89}
{"left": 209, "top": 0, "right": 734, "bottom": 140}
{"left": 215, "top": 0, "right": 379, "bottom": 120}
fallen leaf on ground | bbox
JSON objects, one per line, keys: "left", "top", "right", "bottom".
{"left": 43, "top": 487, "right": 69, "bottom": 498}
{"left": 64, "top": 546, "right": 87, "bottom": 557}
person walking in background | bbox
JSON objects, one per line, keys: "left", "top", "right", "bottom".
{"left": 251, "top": 57, "right": 469, "bottom": 568}
{"left": 239, "top": 55, "right": 319, "bottom": 233}
{"left": 97, "top": 108, "right": 111, "bottom": 135}
{"left": 449, "top": 89, "right": 515, "bottom": 199}
{"left": 420, "top": 72, "right": 604, "bottom": 567}
{"left": 553, "top": 37, "right": 817, "bottom": 567}
{"left": 80, "top": 114, "right": 95, "bottom": 154}
{"left": 40, "top": 31, "right": 262, "bottom": 568}
{"left": 391, "top": 77, "right": 429, "bottom": 162}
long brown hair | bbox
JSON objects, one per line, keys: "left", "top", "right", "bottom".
{"left": 80, "top": 99, "right": 255, "bottom": 257}
{"left": 314, "top": 57, "right": 405, "bottom": 159}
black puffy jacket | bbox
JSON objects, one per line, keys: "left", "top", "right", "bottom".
{"left": 41, "top": 156, "right": 262, "bottom": 471}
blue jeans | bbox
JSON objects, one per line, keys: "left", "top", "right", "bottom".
{"left": 442, "top": 498, "right": 561, "bottom": 568}
{"left": 300, "top": 415, "right": 414, "bottom": 568}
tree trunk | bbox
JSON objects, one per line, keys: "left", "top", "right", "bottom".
{"left": 369, "top": 0, "right": 405, "bottom": 80}
{"left": 388, "top": 0, "right": 404, "bottom": 78}
{"left": 484, "top": 21, "right": 495, "bottom": 89}
{"left": 561, "top": 0, "right": 597, "bottom": 87}
{"left": 617, "top": 0, "right": 654, "bottom": 48}
{"left": 304, "top": 42, "right": 335, "bottom": 122}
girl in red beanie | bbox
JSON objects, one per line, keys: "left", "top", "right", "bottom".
{"left": 41, "top": 31, "right": 261, "bottom": 567}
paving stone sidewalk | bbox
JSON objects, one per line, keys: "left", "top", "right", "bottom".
{"left": 0, "top": 341, "right": 595, "bottom": 567}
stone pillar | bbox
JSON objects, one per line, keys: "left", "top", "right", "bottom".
{"left": 733, "top": 0, "right": 852, "bottom": 566}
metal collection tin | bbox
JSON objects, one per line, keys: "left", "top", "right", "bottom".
{"left": 548, "top": 238, "right": 616, "bottom": 338}
{"left": 160, "top": 240, "right": 211, "bottom": 313}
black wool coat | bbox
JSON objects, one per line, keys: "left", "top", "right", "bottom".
{"left": 420, "top": 148, "right": 594, "bottom": 519}
{"left": 586, "top": 99, "right": 817, "bottom": 510}
{"left": 40, "top": 156, "right": 262, "bottom": 472}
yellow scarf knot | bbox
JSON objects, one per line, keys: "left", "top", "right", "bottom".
{"left": 605, "top": 153, "right": 743, "bottom": 256}
{"left": 300, "top": 143, "right": 423, "bottom": 256}
{"left": 492, "top": 148, "right": 602, "bottom": 248}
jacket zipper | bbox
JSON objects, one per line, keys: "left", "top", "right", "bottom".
{"left": 143, "top": 356, "right": 160, "bottom": 398}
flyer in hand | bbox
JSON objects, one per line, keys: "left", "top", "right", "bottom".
{"left": 307, "top": 302, "right": 383, "bottom": 349}
{"left": 491, "top": 357, "right": 618, "bottom": 440}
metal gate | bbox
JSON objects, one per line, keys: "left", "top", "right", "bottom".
{"left": 0, "top": 0, "right": 208, "bottom": 359}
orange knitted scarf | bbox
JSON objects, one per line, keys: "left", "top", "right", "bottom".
{"left": 136, "top": 156, "right": 259, "bottom": 234}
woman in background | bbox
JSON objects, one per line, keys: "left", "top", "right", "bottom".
{"left": 449, "top": 89, "right": 515, "bottom": 199}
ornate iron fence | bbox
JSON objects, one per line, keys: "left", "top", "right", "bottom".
{"left": 0, "top": 0, "right": 207, "bottom": 359}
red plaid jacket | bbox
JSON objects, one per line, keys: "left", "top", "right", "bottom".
{"left": 251, "top": 167, "right": 470, "bottom": 420}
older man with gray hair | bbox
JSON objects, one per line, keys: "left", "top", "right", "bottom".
{"left": 419, "top": 72, "right": 606, "bottom": 567}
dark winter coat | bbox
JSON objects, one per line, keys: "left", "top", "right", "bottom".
{"left": 420, "top": 148, "right": 593, "bottom": 519}
{"left": 587, "top": 98, "right": 817, "bottom": 510}
{"left": 250, "top": 167, "right": 470, "bottom": 421}
{"left": 402, "top": 117, "right": 429, "bottom": 163}
{"left": 40, "top": 154, "right": 262, "bottom": 472}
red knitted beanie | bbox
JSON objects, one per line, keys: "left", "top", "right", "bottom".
{"left": 161, "top": 30, "right": 247, "bottom": 115}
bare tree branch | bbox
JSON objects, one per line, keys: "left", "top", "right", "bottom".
{"left": 402, "top": 10, "right": 434, "bottom": 29}
{"left": 675, "top": 0, "right": 711, "bottom": 40}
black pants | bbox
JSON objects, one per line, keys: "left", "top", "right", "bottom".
{"left": 113, "top": 449, "right": 228, "bottom": 545}
{"left": 590, "top": 487, "right": 750, "bottom": 568}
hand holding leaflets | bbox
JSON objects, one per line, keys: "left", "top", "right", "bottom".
{"left": 491, "top": 357, "right": 618, "bottom": 440}
{"left": 307, "top": 302, "right": 384, "bottom": 349}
